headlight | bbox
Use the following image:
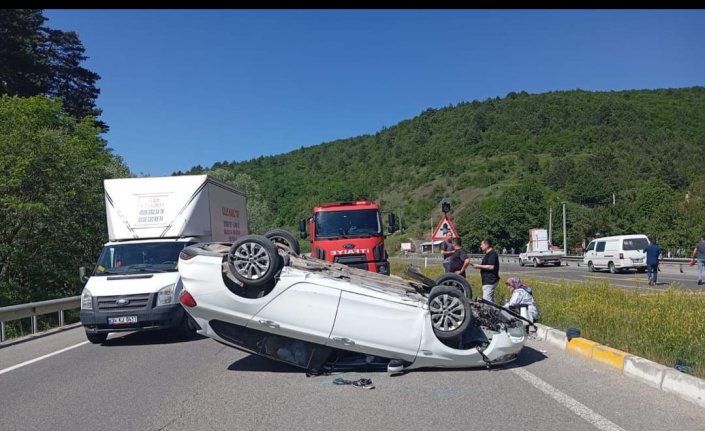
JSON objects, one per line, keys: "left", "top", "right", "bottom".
{"left": 81, "top": 289, "right": 93, "bottom": 310}
{"left": 156, "top": 284, "right": 176, "bottom": 306}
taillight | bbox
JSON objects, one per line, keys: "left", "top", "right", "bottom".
{"left": 179, "top": 291, "right": 197, "bottom": 307}
{"left": 180, "top": 249, "right": 196, "bottom": 261}
{"left": 619, "top": 253, "right": 624, "bottom": 259}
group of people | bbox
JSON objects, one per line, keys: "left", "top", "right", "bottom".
{"left": 439, "top": 231, "right": 539, "bottom": 321}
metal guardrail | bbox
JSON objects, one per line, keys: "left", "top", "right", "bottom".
{"left": 394, "top": 253, "right": 691, "bottom": 268}
{"left": 0, "top": 296, "right": 80, "bottom": 343}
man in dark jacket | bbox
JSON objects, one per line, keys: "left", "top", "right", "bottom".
{"left": 643, "top": 237, "right": 663, "bottom": 286}
{"left": 448, "top": 237, "right": 470, "bottom": 277}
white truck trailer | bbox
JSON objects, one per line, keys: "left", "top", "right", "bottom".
{"left": 79, "top": 175, "right": 247, "bottom": 344}
{"left": 518, "top": 228, "right": 565, "bottom": 267}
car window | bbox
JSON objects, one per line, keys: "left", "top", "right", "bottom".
{"left": 623, "top": 238, "right": 649, "bottom": 250}
{"left": 596, "top": 242, "right": 606, "bottom": 252}
{"left": 586, "top": 241, "right": 595, "bottom": 251}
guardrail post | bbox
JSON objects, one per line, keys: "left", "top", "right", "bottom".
{"left": 31, "top": 315, "right": 37, "bottom": 335}
{"left": 1, "top": 321, "right": 5, "bottom": 342}
{"left": 424, "top": 257, "right": 428, "bottom": 269}
{"left": 59, "top": 309, "right": 64, "bottom": 327}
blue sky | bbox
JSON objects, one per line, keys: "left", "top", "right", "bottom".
{"left": 45, "top": 10, "right": 705, "bottom": 176}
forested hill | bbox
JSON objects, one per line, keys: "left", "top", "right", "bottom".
{"left": 183, "top": 87, "right": 705, "bottom": 253}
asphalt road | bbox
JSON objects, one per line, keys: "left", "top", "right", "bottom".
{"left": 398, "top": 256, "right": 704, "bottom": 292}
{"left": 1, "top": 325, "right": 704, "bottom": 431}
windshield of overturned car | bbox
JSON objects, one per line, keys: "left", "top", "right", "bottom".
{"left": 314, "top": 209, "right": 382, "bottom": 239}
{"left": 93, "top": 242, "right": 194, "bottom": 275}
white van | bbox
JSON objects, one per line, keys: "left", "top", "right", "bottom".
{"left": 583, "top": 234, "right": 649, "bottom": 274}
{"left": 79, "top": 175, "right": 247, "bottom": 344}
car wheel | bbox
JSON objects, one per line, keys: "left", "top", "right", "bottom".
{"left": 637, "top": 267, "right": 646, "bottom": 273}
{"left": 428, "top": 285, "right": 472, "bottom": 340}
{"left": 85, "top": 331, "right": 107, "bottom": 344}
{"left": 533, "top": 258, "right": 539, "bottom": 268}
{"left": 228, "top": 235, "right": 283, "bottom": 288}
{"left": 554, "top": 261, "right": 561, "bottom": 267}
{"left": 520, "top": 260, "right": 525, "bottom": 267}
{"left": 434, "top": 273, "right": 473, "bottom": 300}
{"left": 609, "top": 262, "right": 616, "bottom": 274}
{"left": 263, "top": 229, "right": 301, "bottom": 256}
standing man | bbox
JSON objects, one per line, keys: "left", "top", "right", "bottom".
{"left": 439, "top": 231, "right": 454, "bottom": 272}
{"left": 448, "top": 237, "right": 470, "bottom": 277}
{"left": 692, "top": 235, "right": 705, "bottom": 285}
{"left": 643, "top": 237, "right": 663, "bottom": 286}
{"left": 471, "top": 238, "right": 500, "bottom": 302}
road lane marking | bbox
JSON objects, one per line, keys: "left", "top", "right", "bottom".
{"left": 0, "top": 341, "right": 89, "bottom": 376}
{"left": 511, "top": 368, "right": 626, "bottom": 431}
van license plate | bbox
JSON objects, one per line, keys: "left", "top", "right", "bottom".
{"left": 633, "top": 258, "right": 643, "bottom": 263}
{"left": 108, "top": 316, "right": 137, "bottom": 325}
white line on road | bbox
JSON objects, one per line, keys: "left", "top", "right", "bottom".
{"left": 511, "top": 368, "right": 626, "bottom": 431}
{"left": 0, "top": 341, "right": 89, "bottom": 376}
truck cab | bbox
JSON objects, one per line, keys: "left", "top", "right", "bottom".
{"left": 299, "top": 200, "right": 396, "bottom": 275}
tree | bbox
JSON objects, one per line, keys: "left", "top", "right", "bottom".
{"left": 0, "top": 95, "right": 127, "bottom": 306}
{"left": 0, "top": 9, "right": 105, "bottom": 130}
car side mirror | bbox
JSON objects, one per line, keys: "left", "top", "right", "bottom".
{"left": 298, "top": 219, "right": 308, "bottom": 239}
{"left": 79, "top": 266, "right": 89, "bottom": 283}
{"left": 387, "top": 213, "right": 397, "bottom": 234}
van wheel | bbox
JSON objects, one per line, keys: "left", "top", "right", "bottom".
{"left": 588, "top": 261, "right": 595, "bottom": 272}
{"left": 263, "top": 229, "right": 301, "bottom": 256}
{"left": 228, "top": 235, "right": 283, "bottom": 288}
{"left": 609, "top": 262, "right": 616, "bottom": 274}
{"left": 533, "top": 258, "right": 539, "bottom": 268}
{"left": 85, "top": 331, "right": 107, "bottom": 344}
{"left": 428, "top": 285, "right": 472, "bottom": 340}
{"left": 434, "top": 273, "right": 473, "bottom": 300}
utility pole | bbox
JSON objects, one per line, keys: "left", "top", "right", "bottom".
{"left": 562, "top": 203, "right": 567, "bottom": 254}
{"left": 613, "top": 193, "right": 616, "bottom": 205}
{"left": 548, "top": 207, "right": 553, "bottom": 245}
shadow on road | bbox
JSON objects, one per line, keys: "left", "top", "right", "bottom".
{"left": 228, "top": 354, "right": 301, "bottom": 373}
{"left": 101, "top": 330, "right": 206, "bottom": 347}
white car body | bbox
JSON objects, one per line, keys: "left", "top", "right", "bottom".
{"left": 178, "top": 242, "right": 527, "bottom": 372}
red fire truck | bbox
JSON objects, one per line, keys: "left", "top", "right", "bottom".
{"left": 299, "top": 200, "right": 396, "bottom": 275}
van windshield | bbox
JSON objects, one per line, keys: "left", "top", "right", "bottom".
{"left": 93, "top": 242, "right": 196, "bottom": 276}
{"left": 623, "top": 238, "right": 649, "bottom": 251}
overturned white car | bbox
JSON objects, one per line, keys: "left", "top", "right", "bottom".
{"left": 177, "top": 232, "right": 529, "bottom": 374}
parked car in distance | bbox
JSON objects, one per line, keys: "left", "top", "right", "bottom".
{"left": 583, "top": 234, "right": 649, "bottom": 274}
{"left": 177, "top": 231, "right": 529, "bottom": 374}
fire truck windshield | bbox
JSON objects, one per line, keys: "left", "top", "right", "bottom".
{"left": 314, "top": 209, "right": 382, "bottom": 239}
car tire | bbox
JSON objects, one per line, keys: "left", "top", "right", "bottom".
{"left": 609, "top": 262, "right": 616, "bottom": 274}
{"left": 533, "top": 258, "right": 539, "bottom": 268}
{"left": 637, "top": 267, "right": 646, "bottom": 273}
{"left": 588, "top": 261, "right": 595, "bottom": 272}
{"left": 520, "top": 260, "right": 525, "bottom": 267}
{"left": 228, "top": 235, "right": 283, "bottom": 288}
{"left": 434, "top": 273, "right": 473, "bottom": 300}
{"left": 428, "top": 285, "right": 472, "bottom": 340}
{"left": 263, "top": 229, "right": 301, "bottom": 256}
{"left": 85, "top": 331, "right": 107, "bottom": 344}
{"left": 554, "top": 261, "right": 561, "bottom": 266}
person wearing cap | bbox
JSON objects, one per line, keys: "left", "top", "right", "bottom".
{"left": 504, "top": 277, "right": 539, "bottom": 321}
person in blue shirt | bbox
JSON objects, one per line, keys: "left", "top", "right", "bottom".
{"left": 643, "top": 237, "right": 663, "bottom": 286}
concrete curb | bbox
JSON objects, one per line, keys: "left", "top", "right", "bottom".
{"left": 533, "top": 323, "right": 705, "bottom": 408}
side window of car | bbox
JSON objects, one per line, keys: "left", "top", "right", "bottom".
{"left": 586, "top": 241, "right": 595, "bottom": 251}
{"left": 596, "top": 242, "right": 606, "bottom": 252}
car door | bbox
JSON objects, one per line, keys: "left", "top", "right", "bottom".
{"left": 594, "top": 241, "right": 607, "bottom": 268}
{"left": 584, "top": 241, "right": 596, "bottom": 265}
{"left": 327, "top": 291, "right": 423, "bottom": 363}
{"left": 247, "top": 281, "right": 341, "bottom": 345}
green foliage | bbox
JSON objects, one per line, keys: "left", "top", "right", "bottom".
{"left": 0, "top": 95, "right": 128, "bottom": 306}
{"left": 0, "top": 9, "right": 105, "bottom": 130}
{"left": 185, "top": 87, "right": 705, "bottom": 255}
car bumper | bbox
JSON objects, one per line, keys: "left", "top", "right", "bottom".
{"left": 80, "top": 303, "right": 184, "bottom": 333}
